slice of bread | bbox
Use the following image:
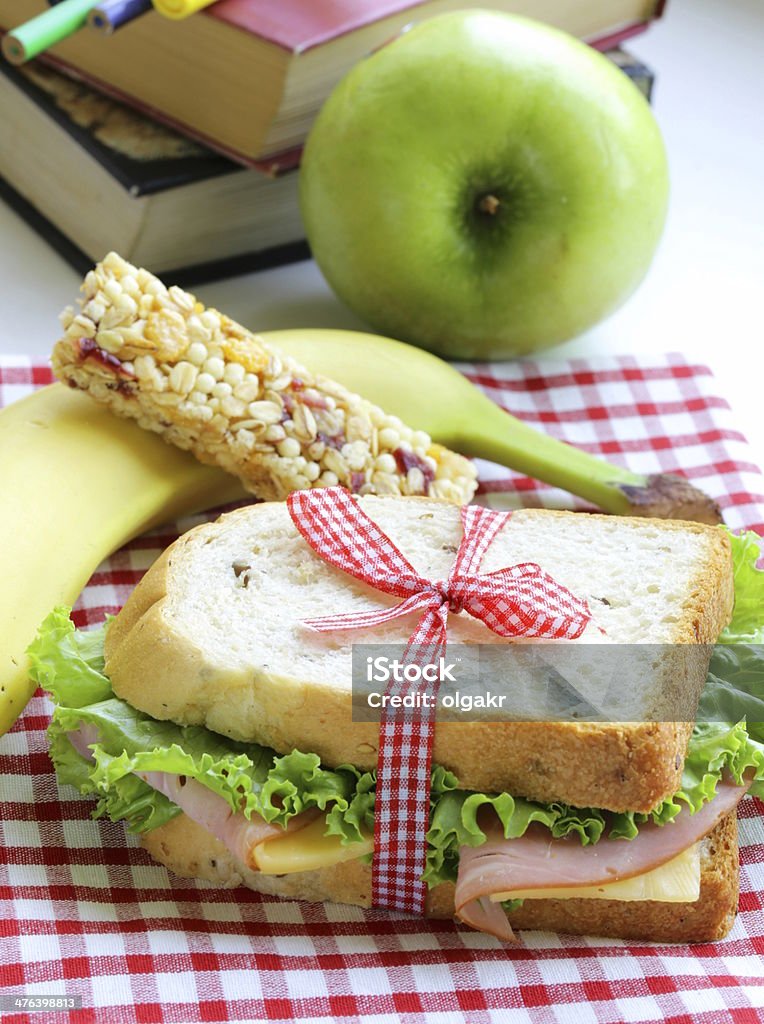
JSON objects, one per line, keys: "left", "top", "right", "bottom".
{"left": 140, "top": 810, "right": 740, "bottom": 944}
{"left": 105, "top": 498, "right": 733, "bottom": 812}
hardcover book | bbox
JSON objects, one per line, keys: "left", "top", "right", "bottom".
{"left": 0, "top": 61, "right": 307, "bottom": 284}
{"left": 0, "top": 0, "right": 665, "bottom": 167}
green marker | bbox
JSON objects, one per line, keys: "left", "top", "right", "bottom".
{"left": 2, "top": 0, "right": 99, "bottom": 65}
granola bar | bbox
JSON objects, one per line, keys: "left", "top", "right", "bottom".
{"left": 52, "top": 253, "right": 478, "bottom": 504}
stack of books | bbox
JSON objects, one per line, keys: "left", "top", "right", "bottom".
{"left": 0, "top": 0, "right": 662, "bottom": 283}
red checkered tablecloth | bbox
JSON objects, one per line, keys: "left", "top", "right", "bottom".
{"left": 1, "top": 354, "right": 763, "bottom": 1024}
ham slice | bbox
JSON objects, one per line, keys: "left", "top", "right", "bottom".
{"left": 67, "top": 726, "right": 319, "bottom": 869}
{"left": 458, "top": 896, "right": 517, "bottom": 942}
{"left": 136, "top": 770, "right": 320, "bottom": 868}
{"left": 68, "top": 723, "right": 101, "bottom": 758}
{"left": 455, "top": 775, "right": 750, "bottom": 941}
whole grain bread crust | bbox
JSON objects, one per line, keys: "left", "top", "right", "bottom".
{"left": 105, "top": 503, "right": 733, "bottom": 812}
{"left": 141, "top": 810, "right": 739, "bottom": 944}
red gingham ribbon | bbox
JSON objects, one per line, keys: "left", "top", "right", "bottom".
{"left": 287, "top": 488, "right": 592, "bottom": 914}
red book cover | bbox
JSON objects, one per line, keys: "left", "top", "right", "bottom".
{"left": 207, "top": 0, "right": 432, "bottom": 52}
{"left": 207, "top": 0, "right": 663, "bottom": 53}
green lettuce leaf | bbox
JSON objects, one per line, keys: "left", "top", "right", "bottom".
{"left": 28, "top": 605, "right": 112, "bottom": 708}
{"left": 698, "top": 645, "right": 764, "bottom": 742}
{"left": 720, "top": 529, "right": 764, "bottom": 644}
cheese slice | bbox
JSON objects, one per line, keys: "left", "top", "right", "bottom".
{"left": 253, "top": 817, "right": 374, "bottom": 875}
{"left": 254, "top": 823, "right": 700, "bottom": 902}
{"left": 489, "top": 842, "right": 701, "bottom": 904}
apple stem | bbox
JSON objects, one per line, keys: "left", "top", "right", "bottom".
{"left": 477, "top": 194, "right": 501, "bottom": 216}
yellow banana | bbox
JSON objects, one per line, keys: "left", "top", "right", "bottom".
{"left": 0, "top": 383, "right": 245, "bottom": 736}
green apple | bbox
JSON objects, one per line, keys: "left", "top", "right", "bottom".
{"left": 299, "top": 11, "right": 669, "bottom": 359}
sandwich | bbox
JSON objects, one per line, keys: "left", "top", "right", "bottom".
{"left": 30, "top": 498, "right": 764, "bottom": 943}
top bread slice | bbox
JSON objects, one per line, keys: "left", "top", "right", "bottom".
{"left": 104, "top": 499, "right": 733, "bottom": 813}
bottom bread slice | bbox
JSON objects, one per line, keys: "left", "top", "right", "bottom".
{"left": 141, "top": 811, "right": 739, "bottom": 943}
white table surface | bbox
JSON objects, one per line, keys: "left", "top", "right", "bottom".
{"left": 1, "top": 0, "right": 762, "bottom": 465}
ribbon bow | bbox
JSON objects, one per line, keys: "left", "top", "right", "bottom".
{"left": 287, "top": 487, "right": 592, "bottom": 913}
